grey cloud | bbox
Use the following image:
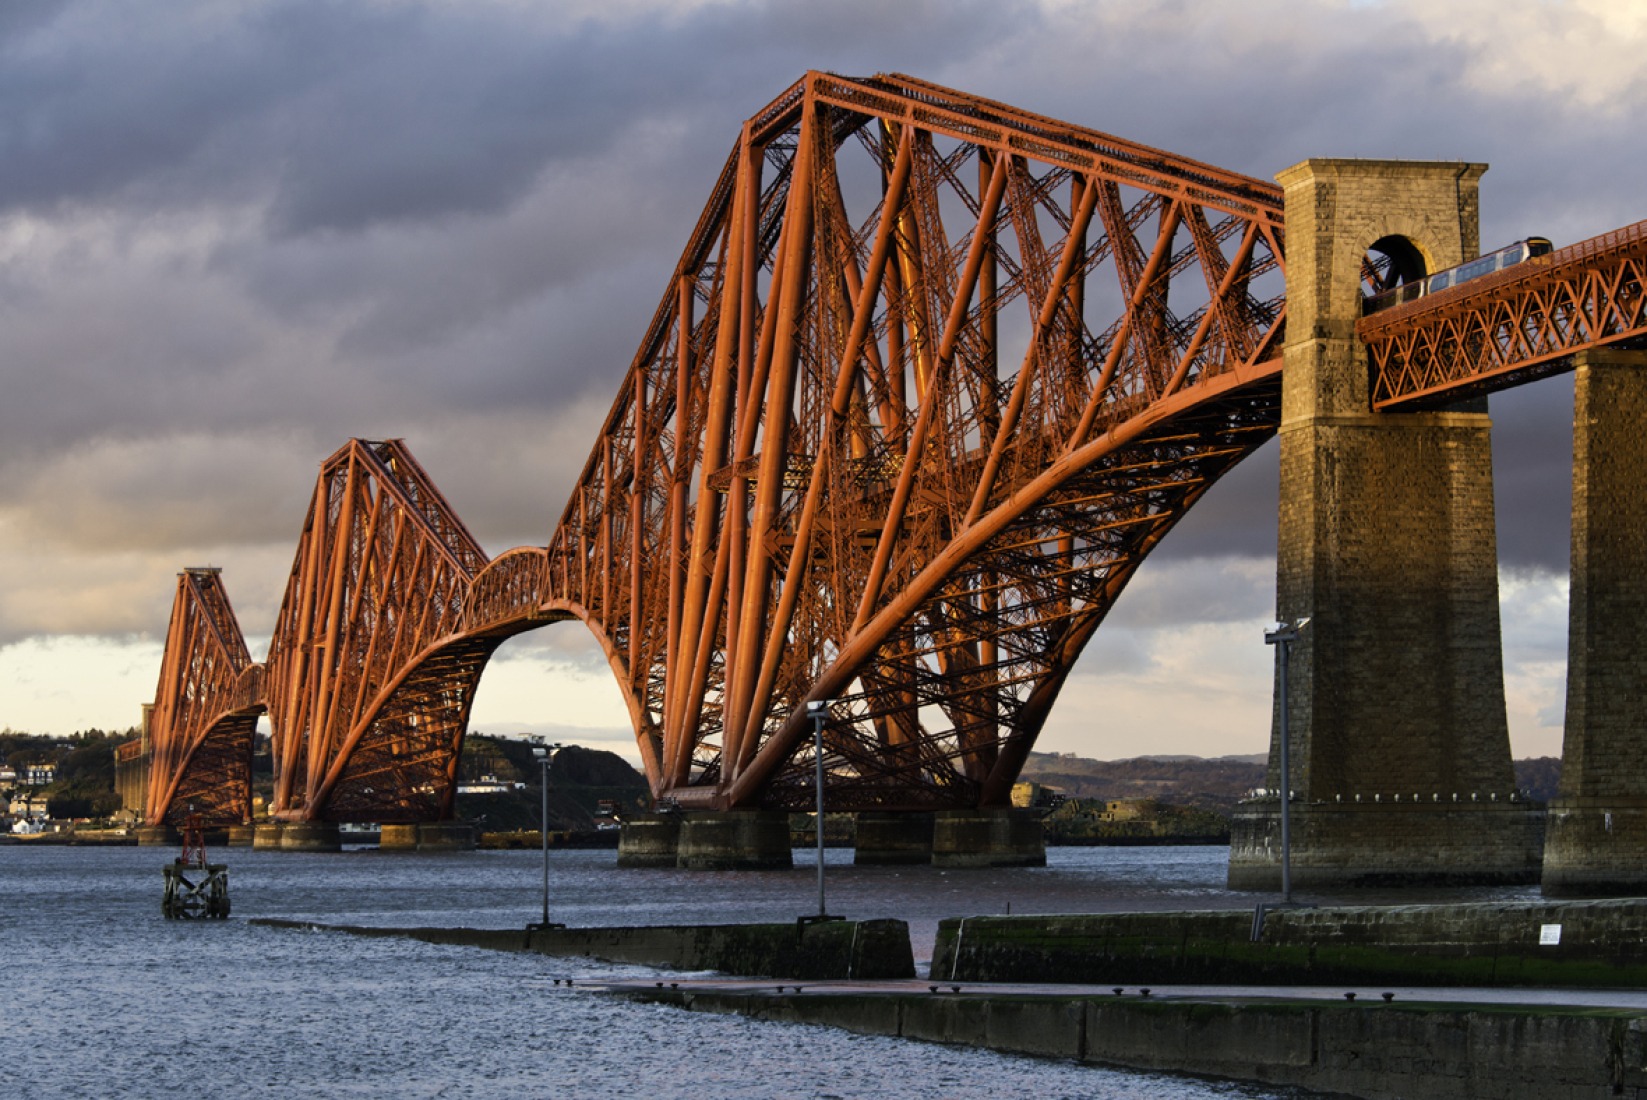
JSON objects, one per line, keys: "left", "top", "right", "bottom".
{"left": 0, "top": 0, "right": 1638, "bottom": 656}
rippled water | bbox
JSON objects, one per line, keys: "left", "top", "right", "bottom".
{"left": 6, "top": 842, "right": 1532, "bottom": 1098}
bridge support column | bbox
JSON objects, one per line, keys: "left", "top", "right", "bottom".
{"left": 931, "top": 809, "right": 1045, "bottom": 868}
{"left": 135, "top": 825, "right": 180, "bottom": 846}
{"left": 617, "top": 813, "right": 682, "bottom": 867}
{"left": 278, "top": 822, "right": 341, "bottom": 852}
{"left": 676, "top": 810, "right": 792, "bottom": 870}
{"left": 252, "top": 823, "right": 285, "bottom": 849}
{"left": 854, "top": 812, "right": 935, "bottom": 865}
{"left": 379, "top": 824, "right": 420, "bottom": 851}
{"left": 225, "top": 824, "right": 256, "bottom": 847}
{"left": 414, "top": 823, "right": 474, "bottom": 851}
{"left": 1228, "top": 158, "right": 1540, "bottom": 890}
{"left": 1543, "top": 350, "right": 1647, "bottom": 896}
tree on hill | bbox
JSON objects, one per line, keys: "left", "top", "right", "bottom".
{"left": 457, "top": 735, "right": 650, "bottom": 832}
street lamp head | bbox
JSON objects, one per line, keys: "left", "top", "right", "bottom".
{"left": 1265, "top": 616, "right": 1310, "bottom": 645}
{"left": 805, "top": 699, "right": 832, "bottom": 718}
{"left": 532, "top": 746, "right": 547, "bottom": 760}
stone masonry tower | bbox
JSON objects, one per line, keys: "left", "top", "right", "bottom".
{"left": 1542, "top": 348, "right": 1647, "bottom": 895}
{"left": 1228, "top": 160, "right": 1543, "bottom": 889}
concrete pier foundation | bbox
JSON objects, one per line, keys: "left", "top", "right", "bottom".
{"left": 853, "top": 812, "right": 934, "bottom": 865}
{"left": 675, "top": 810, "right": 792, "bottom": 870}
{"left": 1228, "top": 159, "right": 1537, "bottom": 889}
{"left": 413, "top": 823, "right": 474, "bottom": 851}
{"left": 135, "top": 825, "right": 180, "bottom": 847}
{"left": 225, "top": 824, "right": 256, "bottom": 847}
{"left": 252, "top": 823, "right": 285, "bottom": 849}
{"left": 379, "top": 824, "right": 420, "bottom": 851}
{"left": 278, "top": 822, "right": 341, "bottom": 852}
{"left": 931, "top": 808, "right": 1045, "bottom": 868}
{"left": 1230, "top": 800, "right": 1544, "bottom": 889}
{"left": 1543, "top": 350, "right": 1647, "bottom": 896}
{"left": 617, "top": 813, "right": 682, "bottom": 868}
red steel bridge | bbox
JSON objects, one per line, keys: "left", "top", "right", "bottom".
{"left": 141, "top": 72, "right": 1647, "bottom": 827}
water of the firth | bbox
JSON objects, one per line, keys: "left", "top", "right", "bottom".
{"left": 6, "top": 843, "right": 1535, "bottom": 1098}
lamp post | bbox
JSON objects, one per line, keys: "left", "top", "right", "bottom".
{"left": 529, "top": 742, "right": 564, "bottom": 932}
{"left": 1264, "top": 618, "right": 1309, "bottom": 905}
{"left": 802, "top": 700, "right": 840, "bottom": 924}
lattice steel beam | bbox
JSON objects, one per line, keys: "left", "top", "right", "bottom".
{"left": 1362, "top": 218, "right": 1647, "bottom": 408}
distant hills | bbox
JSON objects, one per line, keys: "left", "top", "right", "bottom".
{"left": 1022, "top": 751, "right": 1564, "bottom": 815}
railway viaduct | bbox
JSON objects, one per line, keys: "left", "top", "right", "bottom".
{"left": 128, "top": 73, "right": 1647, "bottom": 894}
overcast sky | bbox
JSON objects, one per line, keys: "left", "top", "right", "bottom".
{"left": 2, "top": 0, "right": 1638, "bottom": 761}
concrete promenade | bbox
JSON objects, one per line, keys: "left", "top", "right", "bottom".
{"left": 258, "top": 902, "right": 1647, "bottom": 1098}
{"left": 601, "top": 976, "right": 1647, "bottom": 1099}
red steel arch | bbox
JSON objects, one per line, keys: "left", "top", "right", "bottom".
{"left": 536, "top": 72, "right": 1289, "bottom": 810}
{"left": 142, "top": 72, "right": 1647, "bottom": 826}
{"left": 261, "top": 439, "right": 490, "bottom": 822}
{"left": 144, "top": 568, "right": 261, "bottom": 825}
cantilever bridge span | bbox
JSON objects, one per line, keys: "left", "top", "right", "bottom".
{"left": 141, "top": 73, "right": 1647, "bottom": 828}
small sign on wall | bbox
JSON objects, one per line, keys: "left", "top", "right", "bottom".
{"left": 1539, "top": 923, "right": 1562, "bottom": 946}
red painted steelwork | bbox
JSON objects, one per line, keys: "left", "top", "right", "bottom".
{"left": 1361, "top": 218, "right": 1647, "bottom": 408}
{"left": 532, "top": 72, "right": 1289, "bottom": 811}
{"left": 260, "top": 439, "right": 497, "bottom": 823}
{"left": 144, "top": 568, "right": 258, "bottom": 826}
{"left": 141, "top": 72, "right": 1647, "bottom": 827}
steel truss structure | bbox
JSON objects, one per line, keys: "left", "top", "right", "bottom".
{"left": 259, "top": 439, "right": 506, "bottom": 823}
{"left": 1362, "top": 218, "right": 1647, "bottom": 408}
{"left": 142, "top": 72, "right": 1647, "bottom": 825}
{"left": 144, "top": 569, "right": 260, "bottom": 825}
{"left": 538, "top": 72, "right": 1289, "bottom": 811}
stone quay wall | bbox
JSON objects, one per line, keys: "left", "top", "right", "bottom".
{"left": 251, "top": 916, "right": 915, "bottom": 981}
{"left": 628, "top": 985, "right": 1647, "bottom": 1100}
{"left": 931, "top": 900, "right": 1647, "bottom": 988}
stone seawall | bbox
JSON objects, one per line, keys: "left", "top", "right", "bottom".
{"left": 621, "top": 985, "right": 1647, "bottom": 1100}
{"left": 932, "top": 900, "right": 1647, "bottom": 987}
{"left": 251, "top": 917, "right": 914, "bottom": 980}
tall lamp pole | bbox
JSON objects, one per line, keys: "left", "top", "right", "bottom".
{"left": 529, "top": 741, "right": 564, "bottom": 932}
{"left": 1264, "top": 619, "right": 1309, "bottom": 906}
{"left": 802, "top": 700, "right": 840, "bottom": 924}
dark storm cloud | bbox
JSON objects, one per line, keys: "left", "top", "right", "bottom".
{"left": 0, "top": 0, "right": 1638, "bottom": 658}
{"left": 944, "top": 2, "right": 1620, "bottom": 577}
{"left": 0, "top": 0, "right": 1030, "bottom": 229}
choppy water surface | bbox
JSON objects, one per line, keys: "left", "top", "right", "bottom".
{"left": 6, "top": 843, "right": 1533, "bottom": 1098}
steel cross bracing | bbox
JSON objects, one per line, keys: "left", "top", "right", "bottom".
{"left": 1361, "top": 218, "right": 1647, "bottom": 408}
{"left": 144, "top": 568, "right": 260, "bottom": 825}
{"left": 260, "top": 439, "right": 500, "bottom": 823}
{"left": 141, "top": 73, "right": 1296, "bottom": 820}
{"left": 535, "top": 72, "right": 1290, "bottom": 811}
{"left": 140, "top": 72, "right": 1647, "bottom": 825}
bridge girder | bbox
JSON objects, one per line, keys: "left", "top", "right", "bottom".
{"left": 545, "top": 72, "right": 1290, "bottom": 810}
{"left": 143, "top": 75, "right": 1647, "bottom": 825}
{"left": 262, "top": 439, "right": 488, "bottom": 822}
{"left": 144, "top": 568, "right": 259, "bottom": 826}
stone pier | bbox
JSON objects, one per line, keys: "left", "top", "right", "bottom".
{"left": 931, "top": 808, "right": 1045, "bottom": 868}
{"left": 1543, "top": 350, "right": 1647, "bottom": 896}
{"left": 225, "top": 824, "right": 256, "bottom": 847}
{"left": 379, "top": 823, "right": 475, "bottom": 852}
{"left": 252, "top": 822, "right": 285, "bottom": 849}
{"left": 278, "top": 822, "right": 342, "bottom": 852}
{"left": 1228, "top": 159, "right": 1540, "bottom": 889}
{"left": 675, "top": 810, "right": 792, "bottom": 870}
{"left": 853, "top": 812, "right": 934, "bottom": 865}
{"left": 616, "top": 813, "right": 683, "bottom": 867}
{"left": 135, "top": 824, "right": 180, "bottom": 847}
